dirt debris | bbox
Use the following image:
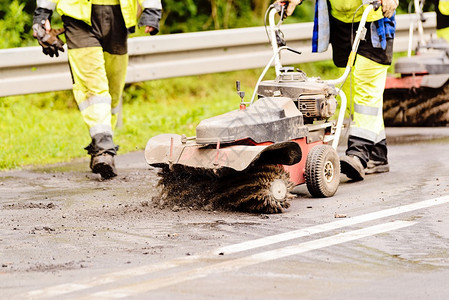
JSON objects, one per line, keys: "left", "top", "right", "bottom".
{"left": 154, "top": 164, "right": 294, "bottom": 214}
{"left": 3, "top": 202, "right": 57, "bottom": 210}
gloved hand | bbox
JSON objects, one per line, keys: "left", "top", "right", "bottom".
{"left": 138, "top": 8, "right": 162, "bottom": 35}
{"left": 275, "top": 0, "right": 303, "bottom": 17}
{"left": 32, "top": 23, "right": 65, "bottom": 58}
{"left": 381, "top": 0, "right": 398, "bottom": 18}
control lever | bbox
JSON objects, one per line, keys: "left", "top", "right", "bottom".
{"left": 236, "top": 80, "right": 246, "bottom": 110}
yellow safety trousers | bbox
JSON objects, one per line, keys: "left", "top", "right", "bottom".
{"left": 437, "top": 0, "right": 449, "bottom": 42}
{"left": 68, "top": 47, "right": 128, "bottom": 138}
{"left": 437, "top": 27, "right": 449, "bottom": 42}
{"left": 336, "top": 54, "right": 389, "bottom": 143}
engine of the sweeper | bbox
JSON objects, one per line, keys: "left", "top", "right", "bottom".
{"left": 257, "top": 70, "right": 338, "bottom": 122}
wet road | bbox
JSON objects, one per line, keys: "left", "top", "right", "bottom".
{"left": 1, "top": 127, "right": 449, "bottom": 299}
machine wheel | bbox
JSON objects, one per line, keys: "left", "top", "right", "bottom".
{"left": 305, "top": 145, "right": 340, "bottom": 198}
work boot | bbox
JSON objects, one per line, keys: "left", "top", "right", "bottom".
{"left": 85, "top": 133, "right": 119, "bottom": 180}
{"left": 365, "top": 160, "right": 390, "bottom": 174}
{"left": 340, "top": 155, "right": 365, "bottom": 181}
{"left": 91, "top": 152, "right": 117, "bottom": 179}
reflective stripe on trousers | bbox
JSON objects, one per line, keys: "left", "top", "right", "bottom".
{"left": 348, "top": 54, "right": 388, "bottom": 144}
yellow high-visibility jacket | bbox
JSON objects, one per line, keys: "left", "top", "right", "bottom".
{"left": 329, "top": 0, "right": 384, "bottom": 23}
{"left": 36, "top": 0, "right": 162, "bottom": 29}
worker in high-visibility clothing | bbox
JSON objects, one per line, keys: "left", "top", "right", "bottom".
{"left": 32, "top": 0, "right": 162, "bottom": 179}
{"left": 435, "top": 0, "right": 449, "bottom": 42}
{"left": 277, "top": 0, "right": 397, "bottom": 181}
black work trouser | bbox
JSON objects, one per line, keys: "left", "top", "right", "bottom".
{"left": 346, "top": 136, "right": 388, "bottom": 167}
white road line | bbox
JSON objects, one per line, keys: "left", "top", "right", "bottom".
{"left": 27, "top": 195, "right": 449, "bottom": 299}
{"left": 26, "top": 261, "right": 189, "bottom": 299}
{"left": 87, "top": 220, "right": 417, "bottom": 299}
{"left": 215, "top": 195, "right": 449, "bottom": 255}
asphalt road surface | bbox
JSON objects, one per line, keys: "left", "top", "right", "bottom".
{"left": 1, "top": 127, "right": 449, "bottom": 299}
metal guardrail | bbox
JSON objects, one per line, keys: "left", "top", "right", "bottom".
{"left": 0, "top": 12, "right": 436, "bottom": 97}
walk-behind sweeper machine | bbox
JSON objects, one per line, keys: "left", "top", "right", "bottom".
{"left": 145, "top": 2, "right": 380, "bottom": 213}
{"left": 383, "top": 0, "right": 449, "bottom": 126}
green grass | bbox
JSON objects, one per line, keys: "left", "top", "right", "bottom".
{"left": 0, "top": 59, "right": 365, "bottom": 171}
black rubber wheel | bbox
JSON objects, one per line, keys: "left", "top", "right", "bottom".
{"left": 305, "top": 144, "right": 340, "bottom": 198}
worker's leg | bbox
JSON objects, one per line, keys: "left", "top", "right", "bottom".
{"left": 68, "top": 47, "right": 114, "bottom": 139}
{"left": 104, "top": 52, "right": 128, "bottom": 129}
{"left": 437, "top": 27, "right": 449, "bottom": 43}
{"left": 340, "top": 54, "right": 389, "bottom": 180}
{"left": 63, "top": 14, "right": 118, "bottom": 179}
{"left": 436, "top": 2, "right": 449, "bottom": 43}
{"left": 91, "top": 2, "right": 129, "bottom": 129}
{"left": 365, "top": 139, "right": 389, "bottom": 174}
{"left": 67, "top": 47, "right": 118, "bottom": 179}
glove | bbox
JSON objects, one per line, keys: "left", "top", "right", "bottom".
{"left": 275, "top": 0, "right": 302, "bottom": 17}
{"left": 138, "top": 8, "right": 162, "bottom": 35}
{"left": 32, "top": 23, "right": 65, "bottom": 58}
{"left": 381, "top": 0, "right": 398, "bottom": 18}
